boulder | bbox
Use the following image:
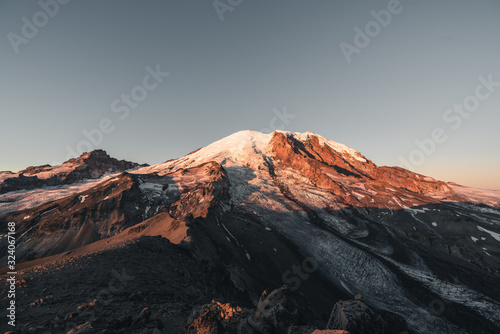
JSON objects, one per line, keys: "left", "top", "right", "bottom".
{"left": 249, "top": 286, "right": 310, "bottom": 333}
{"left": 327, "top": 299, "right": 386, "bottom": 334}
{"left": 326, "top": 299, "right": 408, "bottom": 334}
{"left": 184, "top": 300, "right": 247, "bottom": 333}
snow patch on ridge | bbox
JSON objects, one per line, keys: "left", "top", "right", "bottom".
{"left": 477, "top": 226, "right": 500, "bottom": 242}
{"left": 0, "top": 178, "right": 112, "bottom": 216}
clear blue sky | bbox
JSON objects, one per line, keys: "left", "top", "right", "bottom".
{"left": 1, "top": 0, "right": 499, "bottom": 189}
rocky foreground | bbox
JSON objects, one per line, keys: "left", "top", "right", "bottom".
{"left": 2, "top": 130, "right": 500, "bottom": 333}
{"left": 1, "top": 236, "right": 409, "bottom": 334}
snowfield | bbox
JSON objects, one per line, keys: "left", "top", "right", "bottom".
{"left": 0, "top": 177, "right": 113, "bottom": 216}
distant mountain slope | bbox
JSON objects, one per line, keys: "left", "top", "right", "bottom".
{"left": 0, "top": 149, "right": 146, "bottom": 194}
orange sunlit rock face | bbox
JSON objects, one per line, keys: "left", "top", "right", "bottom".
{"left": 2, "top": 131, "right": 499, "bottom": 333}
{"left": 186, "top": 300, "right": 246, "bottom": 333}
{"left": 211, "top": 300, "right": 243, "bottom": 320}
{"left": 267, "top": 131, "right": 468, "bottom": 210}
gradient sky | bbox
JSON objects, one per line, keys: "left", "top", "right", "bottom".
{"left": 1, "top": 0, "right": 499, "bottom": 189}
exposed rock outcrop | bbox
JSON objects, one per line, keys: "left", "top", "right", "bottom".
{"left": 326, "top": 298, "right": 408, "bottom": 334}
{"left": 2, "top": 130, "right": 500, "bottom": 334}
{"left": 184, "top": 300, "right": 248, "bottom": 334}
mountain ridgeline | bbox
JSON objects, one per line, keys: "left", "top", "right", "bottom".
{"left": 1, "top": 130, "right": 499, "bottom": 334}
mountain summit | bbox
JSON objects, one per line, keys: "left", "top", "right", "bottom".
{"left": 139, "top": 130, "right": 497, "bottom": 208}
{"left": 1, "top": 130, "right": 500, "bottom": 333}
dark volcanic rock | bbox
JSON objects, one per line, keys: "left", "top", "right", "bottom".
{"left": 0, "top": 236, "right": 250, "bottom": 334}
{"left": 2, "top": 131, "right": 500, "bottom": 334}
{"left": 326, "top": 299, "right": 385, "bottom": 333}
{"left": 249, "top": 286, "right": 312, "bottom": 333}
{"left": 184, "top": 300, "right": 248, "bottom": 334}
{"left": 326, "top": 298, "right": 408, "bottom": 334}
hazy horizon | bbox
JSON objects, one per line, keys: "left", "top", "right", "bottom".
{"left": 2, "top": 0, "right": 500, "bottom": 190}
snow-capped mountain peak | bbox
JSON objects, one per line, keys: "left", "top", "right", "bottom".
{"left": 2, "top": 130, "right": 500, "bottom": 334}
{"left": 138, "top": 130, "right": 368, "bottom": 176}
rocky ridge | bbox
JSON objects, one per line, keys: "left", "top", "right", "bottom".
{"left": 1, "top": 130, "right": 500, "bottom": 333}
